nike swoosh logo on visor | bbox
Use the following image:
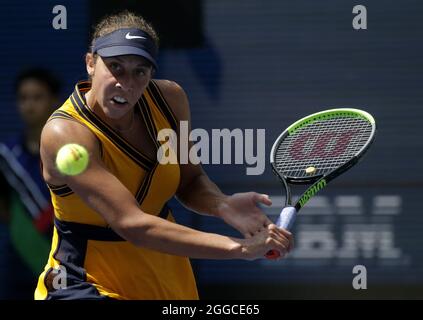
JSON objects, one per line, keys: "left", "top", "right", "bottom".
{"left": 125, "top": 32, "right": 146, "bottom": 40}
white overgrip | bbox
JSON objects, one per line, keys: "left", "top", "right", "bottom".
{"left": 275, "top": 206, "right": 297, "bottom": 230}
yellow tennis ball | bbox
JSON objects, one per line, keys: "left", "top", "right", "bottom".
{"left": 305, "top": 166, "right": 316, "bottom": 174}
{"left": 56, "top": 143, "right": 89, "bottom": 176}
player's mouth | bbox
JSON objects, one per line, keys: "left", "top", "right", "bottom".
{"left": 110, "top": 95, "right": 129, "bottom": 107}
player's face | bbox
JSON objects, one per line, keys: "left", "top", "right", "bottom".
{"left": 17, "top": 79, "right": 56, "bottom": 127}
{"left": 90, "top": 55, "right": 153, "bottom": 119}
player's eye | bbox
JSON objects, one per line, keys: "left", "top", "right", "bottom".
{"left": 109, "top": 62, "right": 122, "bottom": 72}
{"left": 135, "top": 68, "right": 147, "bottom": 77}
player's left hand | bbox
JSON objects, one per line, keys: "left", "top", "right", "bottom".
{"left": 217, "top": 192, "right": 273, "bottom": 238}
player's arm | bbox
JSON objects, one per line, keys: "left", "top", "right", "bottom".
{"left": 41, "top": 119, "right": 290, "bottom": 260}
{"left": 156, "top": 80, "right": 279, "bottom": 239}
{"left": 156, "top": 80, "right": 233, "bottom": 217}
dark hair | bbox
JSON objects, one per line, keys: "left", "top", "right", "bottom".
{"left": 14, "top": 68, "right": 61, "bottom": 96}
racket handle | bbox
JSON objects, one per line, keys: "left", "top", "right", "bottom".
{"left": 275, "top": 206, "right": 297, "bottom": 230}
{"left": 265, "top": 206, "right": 297, "bottom": 259}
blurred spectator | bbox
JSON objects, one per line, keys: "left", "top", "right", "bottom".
{"left": 0, "top": 68, "right": 60, "bottom": 299}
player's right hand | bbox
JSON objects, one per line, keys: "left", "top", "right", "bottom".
{"left": 240, "top": 224, "right": 293, "bottom": 260}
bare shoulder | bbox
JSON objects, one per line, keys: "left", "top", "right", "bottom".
{"left": 153, "top": 79, "right": 190, "bottom": 122}
{"left": 41, "top": 118, "right": 100, "bottom": 184}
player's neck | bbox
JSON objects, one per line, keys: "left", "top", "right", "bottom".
{"left": 85, "top": 89, "right": 95, "bottom": 110}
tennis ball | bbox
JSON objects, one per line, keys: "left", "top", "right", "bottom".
{"left": 305, "top": 166, "right": 316, "bottom": 174}
{"left": 56, "top": 143, "right": 89, "bottom": 176}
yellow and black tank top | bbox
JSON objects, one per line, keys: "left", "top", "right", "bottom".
{"left": 34, "top": 80, "right": 199, "bottom": 300}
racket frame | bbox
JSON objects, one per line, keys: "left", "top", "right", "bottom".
{"left": 270, "top": 108, "right": 377, "bottom": 212}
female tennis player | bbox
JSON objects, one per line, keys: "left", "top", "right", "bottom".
{"left": 34, "top": 11, "right": 293, "bottom": 300}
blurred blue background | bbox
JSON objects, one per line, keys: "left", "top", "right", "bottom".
{"left": 0, "top": 0, "right": 422, "bottom": 298}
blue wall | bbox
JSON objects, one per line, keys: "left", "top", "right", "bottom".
{"left": 0, "top": 1, "right": 89, "bottom": 138}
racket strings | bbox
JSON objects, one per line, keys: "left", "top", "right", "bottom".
{"left": 274, "top": 117, "right": 373, "bottom": 178}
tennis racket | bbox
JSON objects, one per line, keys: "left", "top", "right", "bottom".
{"left": 266, "top": 108, "right": 376, "bottom": 259}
